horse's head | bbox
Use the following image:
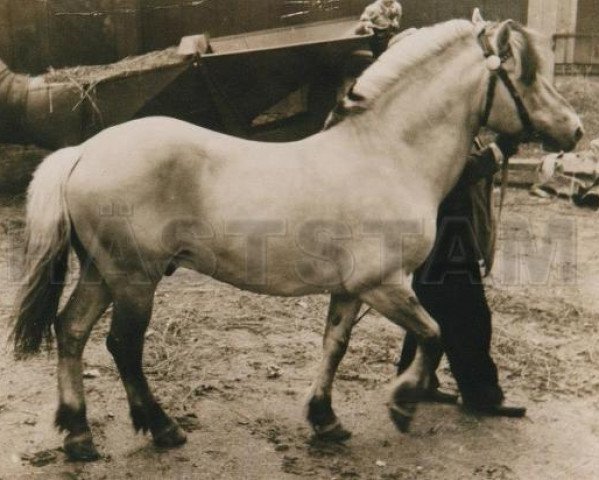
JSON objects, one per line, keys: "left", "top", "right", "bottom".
{"left": 474, "top": 12, "right": 583, "bottom": 152}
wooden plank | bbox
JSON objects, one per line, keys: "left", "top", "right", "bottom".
{"left": 88, "top": 62, "right": 190, "bottom": 136}
{"left": 209, "top": 18, "right": 365, "bottom": 54}
{"left": 142, "top": 0, "right": 370, "bottom": 51}
{"left": 202, "top": 19, "right": 370, "bottom": 125}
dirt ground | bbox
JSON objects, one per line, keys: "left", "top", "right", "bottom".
{"left": 0, "top": 187, "right": 598, "bottom": 480}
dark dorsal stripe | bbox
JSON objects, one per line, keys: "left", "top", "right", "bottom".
{"left": 347, "top": 85, "right": 366, "bottom": 102}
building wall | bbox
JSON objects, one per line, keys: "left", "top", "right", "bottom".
{"left": 573, "top": 0, "right": 599, "bottom": 65}
{"left": 0, "top": 0, "right": 142, "bottom": 73}
{"left": 533, "top": 0, "right": 599, "bottom": 70}
{"left": 527, "top": 0, "right": 559, "bottom": 36}
{"left": 2, "top": 0, "right": 595, "bottom": 74}
{"left": 401, "top": 0, "right": 528, "bottom": 28}
{"left": 0, "top": 0, "right": 371, "bottom": 73}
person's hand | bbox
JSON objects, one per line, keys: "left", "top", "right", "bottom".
{"left": 471, "top": 152, "right": 500, "bottom": 179}
{"left": 356, "top": 21, "right": 375, "bottom": 35}
{"left": 495, "top": 134, "right": 520, "bottom": 159}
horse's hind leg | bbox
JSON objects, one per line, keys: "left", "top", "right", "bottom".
{"left": 55, "top": 261, "right": 112, "bottom": 461}
{"left": 106, "top": 281, "right": 186, "bottom": 449}
{"left": 307, "top": 294, "right": 362, "bottom": 441}
{"left": 359, "top": 281, "right": 441, "bottom": 433}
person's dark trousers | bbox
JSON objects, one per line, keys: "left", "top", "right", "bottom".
{"left": 396, "top": 201, "right": 504, "bottom": 406}
{"left": 370, "top": 28, "right": 394, "bottom": 58}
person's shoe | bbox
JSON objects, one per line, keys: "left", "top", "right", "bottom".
{"left": 462, "top": 401, "right": 527, "bottom": 418}
{"left": 422, "top": 387, "right": 459, "bottom": 404}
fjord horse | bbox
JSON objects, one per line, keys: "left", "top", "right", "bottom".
{"left": 13, "top": 15, "right": 582, "bottom": 460}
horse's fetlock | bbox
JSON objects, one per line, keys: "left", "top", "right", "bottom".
{"left": 307, "top": 395, "right": 335, "bottom": 427}
{"left": 130, "top": 404, "right": 150, "bottom": 433}
{"left": 130, "top": 400, "right": 169, "bottom": 433}
{"left": 55, "top": 403, "right": 88, "bottom": 434}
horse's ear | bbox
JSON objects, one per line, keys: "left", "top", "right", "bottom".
{"left": 472, "top": 8, "right": 485, "bottom": 24}
{"left": 493, "top": 20, "right": 525, "bottom": 75}
{"left": 494, "top": 20, "right": 513, "bottom": 56}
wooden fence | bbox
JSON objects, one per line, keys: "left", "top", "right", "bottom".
{"left": 554, "top": 33, "right": 599, "bottom": 75}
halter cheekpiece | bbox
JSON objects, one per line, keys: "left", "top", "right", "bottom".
{"left": 477, "top": 26, "right": 535, "bottom": 136}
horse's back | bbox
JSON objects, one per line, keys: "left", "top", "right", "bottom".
{"left": 67, "top": 116, "right": 239, "bottom": 202}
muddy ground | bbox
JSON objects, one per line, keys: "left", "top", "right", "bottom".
{"left": 0, "top": 188, "right": 598, "bottom": 480}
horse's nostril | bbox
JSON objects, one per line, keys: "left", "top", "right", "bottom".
{"left": 575, "top": 126, "right": 584, "bottom": 142}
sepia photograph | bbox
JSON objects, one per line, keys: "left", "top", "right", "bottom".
{"left": 0, "top": 1, "right": 597, "bottom": 478}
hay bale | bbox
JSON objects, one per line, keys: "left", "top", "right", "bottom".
{"left": 0, "top": 144, "right": 50, "bottom": 193}
{"left": 43, "top": 47, "right": 187, "bottom": 85}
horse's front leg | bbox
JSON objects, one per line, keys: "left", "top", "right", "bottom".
{"left": 307, "top": 293, "right": 362, "bottom": 441}
{"left": 359, "top": 278, "right": 441, "bottom": 432}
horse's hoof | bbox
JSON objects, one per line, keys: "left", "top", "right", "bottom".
{"left": 153, "top": 423, "right": 187, "bottom": 449}
{"left": 312, "top": 420, "right": 352, "bottom": 443}
{"left": 389, "top": 403, "right": 417, "bottom": 433}
{"left": 64, "top": 432, "right": 101, "bottom": 462}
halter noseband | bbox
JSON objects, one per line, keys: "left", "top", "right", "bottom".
{"left": 477, "top": 26, "right": 535, "bottom": 137}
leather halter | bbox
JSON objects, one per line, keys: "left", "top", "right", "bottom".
{"left": 477, "top": 26, "right": 535, "bottom": 137}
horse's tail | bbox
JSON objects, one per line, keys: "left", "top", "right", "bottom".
{"left": 12, "top": 146, "right": 82, "bottom": 357}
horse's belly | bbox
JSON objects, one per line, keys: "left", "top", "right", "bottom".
{"left": 183, "top": 240, "right": 344, "bottom": 297}
{"left": 179, "top": 222, "right": 436, "bottom": 297}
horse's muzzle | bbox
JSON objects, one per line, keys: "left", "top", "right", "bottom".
{"left": 539, "top": 125, "right": 584, "bottom": 153}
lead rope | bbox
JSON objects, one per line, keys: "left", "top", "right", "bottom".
{"left": 354, "top": 305, "right": 372, "bottom": 325}
{"left": 477, "top": 26, "right": 531, "bottom": 223}
{"left": 477, "top": 29, "right": 509, "bottom": 222}
{"left": 498, "top": 152, "right": 510, "bottom": 222}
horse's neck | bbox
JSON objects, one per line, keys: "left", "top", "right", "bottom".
{"left": 339, "top": 43, "right": 486, "bottom": 205}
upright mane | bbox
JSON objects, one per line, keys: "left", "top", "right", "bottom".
{"left": 323, "top": 18, "right": 547, "bottom": 130}
{"left": 353, "top": 19, "right": 475, "bottom": 101}
{"left": 507, "top": 22, "right": 544, "bottom": 84}
{"left": 322, "top": 19, "right": 475, "bottom": 129}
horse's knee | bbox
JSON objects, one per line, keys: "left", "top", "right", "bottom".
{"left": 55, "top": 322, "right": 88, "bottom": 357}
{"left": 408, "top": 297, "right": 441, "bottom": 344}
